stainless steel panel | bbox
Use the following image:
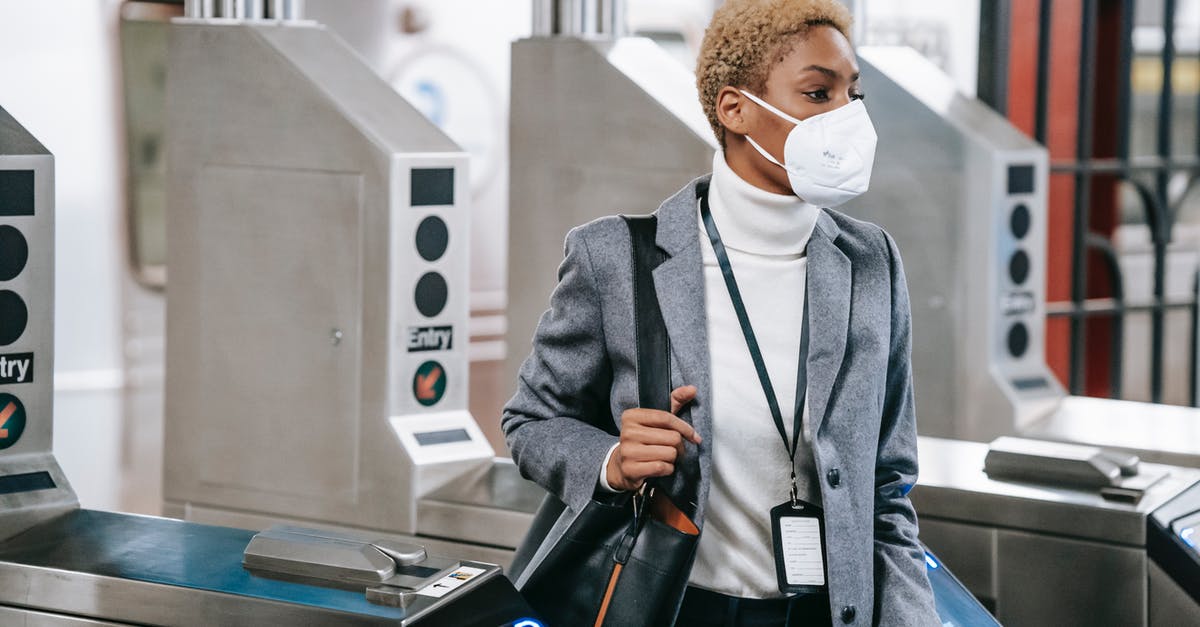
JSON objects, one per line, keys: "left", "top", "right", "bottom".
{"left": 0, "top": 563, "right": 407, "bottom": 626}
{"left": 167, "top": 501, "right": 520, "bottom": 569}
{"left": 996, "top": 529, "right": 1146, "bottom": 627}
{"left": 0, "top": 607, "right": 128, "bottom": 626}
{"left": 415, "top": 458, "right": 542, "bottom": 547}
{"left": 846, "top": 46, "right": 1058, "bottom": 440}
{"left": 505, "top": 36, "right": 716, "bottom": 390}
{"left": 417, "top": 461, "right": 545, "bottom": 549}
{"left": 0, "top": 107, "right": 75, "bottom": 541}
{"left": 1026, "top": 395, "right": 1200, "bottom": 469}
{"left": 1148, "top": 560, "right": 1200, "bottom": 626}
{"left": 0, "top": 107, "right": 55, "bottom": 456}
{"left": 916, "top": 518, "right": 996, "bottom": 603}
{"left": 187, "top": 166, "right": 363, "bottom": 504}
{"left": 912, "top": 437, "right": 1200, "bottom": 546}
{"left": 164, "top": 20, "right": 473, "bottom": 535}
{"left": 0, "top": 453, "right": 77, "bottom": 541}
{"left": 243, "top": 526, "right": 400, "bottom": 584}
{"left": 0, "top": 511, "right": 418, "bottom": 626}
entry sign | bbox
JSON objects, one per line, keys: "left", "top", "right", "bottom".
{"left": 0, "top": 352, "right": 33, "bottom": 384}
{"left": 0, "top": 393, "right": 26, "bottom": 450}
{"left": 413, "top": 360, "right": 447, "bottom": 407}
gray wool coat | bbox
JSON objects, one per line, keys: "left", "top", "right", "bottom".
{"left": 502, "top": 175, "right": 940, "bottom": 626}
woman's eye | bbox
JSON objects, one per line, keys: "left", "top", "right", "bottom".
{"left": 804, "top": 89, "right": 830, "bottom": 102}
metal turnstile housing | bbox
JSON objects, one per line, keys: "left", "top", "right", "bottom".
{"left": 913, "top": 436, "right": 1200, "bottom": 625}
{"left": 163, "top": 20, "right": 492, "bottom": 536}
{"left": 844, "top": 46, "right": 1060, "bottom": 440}
{"left": 0, "top": 106, "right": 77, "bottom": 541}
{"left": 504, "top": 35, "right": 717, "bottom": 389}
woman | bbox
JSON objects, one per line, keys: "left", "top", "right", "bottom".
{"left": 502, "top": 1, "right": 940, "bottom": 625}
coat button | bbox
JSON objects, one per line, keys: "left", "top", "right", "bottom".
{"left": 840, "top": 604, "right": 856, "bottom": 623}
{"left": 827, "top": 468, "right": 841, "bottom": 488}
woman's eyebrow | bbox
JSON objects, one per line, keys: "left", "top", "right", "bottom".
{"left": 800, "top": 65, "right": 861, "bottom": 82}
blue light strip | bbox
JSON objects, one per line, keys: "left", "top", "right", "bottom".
{"left": 925, "top": 552, "right": 940, "bottom": 569}
{"left": 1181, "top": 527, "right": 1196, "bottom": 549}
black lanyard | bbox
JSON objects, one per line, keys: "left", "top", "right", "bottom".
{"left": 699, "top": 189, "right": 811, "bottom": 504}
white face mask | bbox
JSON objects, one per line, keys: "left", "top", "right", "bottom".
{"left": 739, "top": 89, "right": 878, "bottom": 208}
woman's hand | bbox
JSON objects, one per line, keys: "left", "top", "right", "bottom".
{"left": 605, "top": 385, "right": 702, "bottom": 492}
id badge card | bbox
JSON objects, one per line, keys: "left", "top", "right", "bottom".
{"left": 770, "top": 500, "right": 829, "bottom": 595}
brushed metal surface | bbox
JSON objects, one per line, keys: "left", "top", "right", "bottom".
{"left": 1026, "top": 395, "right": 1200, "bottom": 469}
{"left": 165, "top": 500, "right": 520, "bottom": 569}
{"left": 417, "top": 461, "right": 545, "bottom": 549}
{"left": 243, "top": 526, "right": 400, "bottom": 584}
{"left": 1148, "top": 560, "right": 1200, "bottom": 625}
{"left": 164, "top": 20, "right": 475, "bottom": 536}
{"left": 0, "top": 510, "right": 455, "bottom": 625}
{"left": 0, "top": 107, "right": 54, "bottom": 456}
{"left": 995, "top": 529, "right": 1145, "bottom": 626}
{"left": 917, "top": 518, "right": 996, "bottom": 603}
{"left": 504, "top": 35, "right": 717, "bottom": 393}
{"left": 847, "top": 46, "right": 1059, "bottom": 440}
{"left": 0, "top": 606, "right": 128, "bottom": 626}
{"left": 913, "top": 437, "right": 1200, "bottom": 546}
{"left": 0, "top": 106, "right": 76, "bottom": 541}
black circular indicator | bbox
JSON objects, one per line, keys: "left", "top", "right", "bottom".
{"left": 0, "top": 393, "right": 27, "bottom": 450}
{"left": 0, "top": 226, "right": 28, "bottom": 281}
{"left": 415, "top": 216, "right": 449, "bottom": 262}
{"left": 1007, "top": 322, "right": 1029, "bottom": 359}
{"left": 0, "top": 290, "right": 27, "bottom": 346}
{"left": 415, "top": 272, "right": 448, "bottom": 318}
{"left": 1009, "top": 249, "right": 1031, "bottom": 285}
{"left": 1011, "top": 204, "right": 1031, "bottom": 239}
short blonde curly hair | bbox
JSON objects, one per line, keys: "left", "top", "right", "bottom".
{"left": 696, "top": 0, "right": 853, "bottom": 147}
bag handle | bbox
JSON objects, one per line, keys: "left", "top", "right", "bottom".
{"left": 621, "top": 216, "right": 699, "bottom": 539}
{"left": 622, "top": 215, "right": 670, "bottom": 411}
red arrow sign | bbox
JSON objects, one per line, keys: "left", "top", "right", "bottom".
{"left": 0, "top": 401, "right": 15, "bottom": 438}
{"left": 416, "top": 366, "right": 443, "bottom": 400}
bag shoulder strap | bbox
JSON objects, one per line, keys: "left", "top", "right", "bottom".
{"left": 621, "top": 215, "right": 670, "bottom": 412}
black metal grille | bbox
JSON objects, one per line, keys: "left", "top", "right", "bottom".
{"left": 980, "top": 0, "right": 1200, "bottom": 404}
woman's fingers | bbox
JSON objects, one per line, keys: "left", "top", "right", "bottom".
{"left": 624, "top": 460, "right": 675, "bottom": 480}
{"left": 622, "top": 443, "right": 678, "bottom": 464}
{"left": 613, "top": 397, "right": 703, "bottom": 489}
{"left": 627, "top": 424, "right": 687, "bottom": 461}
{"left": 626, "top": 424, "right": 684, "bottom": 447}
{"left": 634, "top": 409, "right": 702, "bottom": 445}
{"left": 670, "top": 385, "right": 698, "bottom": 415}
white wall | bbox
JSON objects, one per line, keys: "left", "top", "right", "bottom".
{"left": 860, "top": 0, "right": 980, "bottom": 97}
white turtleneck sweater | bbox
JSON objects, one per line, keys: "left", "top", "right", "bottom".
{"left": 690, "top": 151, "right": 822, "bottom": 598}
{"left": 600, "top": 152, "right": 823, "bottom": 599}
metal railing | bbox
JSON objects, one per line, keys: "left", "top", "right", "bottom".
{"left": 183, "top": 0, "right": 303, "bottom": 20}
{"left": 532, "top": 0, "right": 626, "bottom": 38}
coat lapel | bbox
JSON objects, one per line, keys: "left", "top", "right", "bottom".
{"left": 648, "top": 177, "right": 711, "bottom": 520}
{"left": 805, "top": 211, "right": 851, "bottom": 436}
{"left": 649, "top": 177, "right": 711, "bottom": 417}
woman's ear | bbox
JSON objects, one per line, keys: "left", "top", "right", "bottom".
{"left": 715, "top": 86, "right": 751, "bottom": 138}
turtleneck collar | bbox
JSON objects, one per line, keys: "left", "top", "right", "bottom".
{"left": 706, "top": 151, "right": 819, "bottom": 256}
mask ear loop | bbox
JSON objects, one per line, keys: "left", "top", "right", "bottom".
{"left": 737, "top": 89, "right": 802, "bottom": 172}
{"left": 743, "top": 135, "right": 787, "bottom": 170}
{"left": 738, "top": 89, "right": 803, "bottom": 125}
